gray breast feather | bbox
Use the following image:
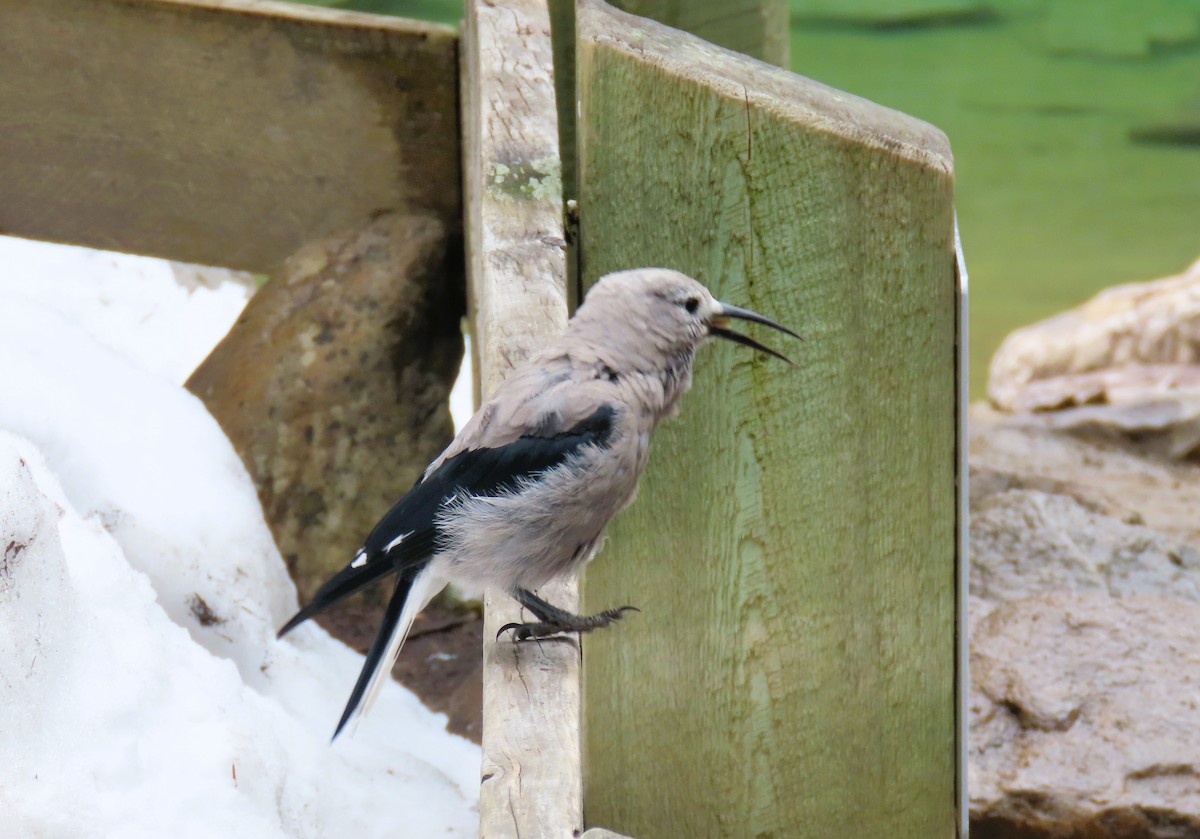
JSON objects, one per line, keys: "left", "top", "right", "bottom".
{"left": 434, "top": 414, "right": 642, "bottom": 591}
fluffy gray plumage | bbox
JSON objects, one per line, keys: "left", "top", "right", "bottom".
{"left": 278, "top": 267, "right": 798, "bottom": 738}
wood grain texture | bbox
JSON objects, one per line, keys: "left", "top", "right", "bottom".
{"left": 608, "top": 0, "right": 789, "bottom": 67}
{"left": 576, "top": 2, "right": 957, "bottom": 837}
{"left": 0, "top": 0, "right": 458, "bottom": 272}
{"left": 461, "top": 1, "right": 578, "bottom": 837}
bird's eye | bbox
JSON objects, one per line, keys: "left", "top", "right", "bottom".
{"left": 683, "top": 297, "right": 700, "bottom": 314}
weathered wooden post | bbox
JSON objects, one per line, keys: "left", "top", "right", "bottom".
{"left": 461, "top": 1, "right": 585, "bottom": 837}
{"left": 574, "top": 2, "right": 959, "bottom": 837}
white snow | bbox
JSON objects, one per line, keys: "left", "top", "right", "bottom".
{"left": 0, "top": 236, "right": 480, "bottom": 838}
{"left": 0, "top": 236, "right": 255, "bottom": 384}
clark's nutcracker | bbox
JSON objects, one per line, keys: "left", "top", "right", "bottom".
{"left": 278, "top": 268, "right": 799, "bottom": 737}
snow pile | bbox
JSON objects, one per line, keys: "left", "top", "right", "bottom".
{"left": 0, "top": 238, "right": 479, "bottom": 838}
{"left": 0, "top": 235, "right": 254, "bottom": 384}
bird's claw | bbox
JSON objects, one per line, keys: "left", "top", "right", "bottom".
{"left": 496, "top": 621, "right": 533, "bottom": 641}
{"left": 495, "top": 604, "right": 639, "bottom": 642}
{"left": 515, "top": 624, "right": 565, "bottom": 642}
{"left": 496, "top": 621, "right": 573, "bottom": 642}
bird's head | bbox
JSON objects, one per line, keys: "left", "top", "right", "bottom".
{"left": 574, "top": 268, "right": 800, "bottom": 366}
{"left": 566, "top": 268, "right": 800, "bottom": 421}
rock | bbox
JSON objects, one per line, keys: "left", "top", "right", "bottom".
{"left": 989, "top": 365, "right": 1200, "bottom": 461}
{"left": 971, "top": 488, "right": 1200, "bottom": 605}
{"left": 187, "top": 213, "right": 463, "bottom": 602}
{"left": 969, "top": 407, "right": 1200, "bottom": 836}
{"left": 987, "top": 258, "right": 1200, "bottom": 458}
{"left": 970, "top": 591, "right": 1200, "bottom": 839}
{"left": 970, "top": 407, "right": 1200, "bottom": 548}
{"left": 987, "top": 257, "right": 1200, "bottom": 393}
{"left": 988, "top": 257, "right": 1200, "bottom": 399}
{"left": 969, "top": 456, "right": 1123, "bottom": 522}
{"left": 975, "top": 259, "right": 1200, "bottom": 835}
{"left": 999, "top": 364, "right": 1200, "bottom": 417}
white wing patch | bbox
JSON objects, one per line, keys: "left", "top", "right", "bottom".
{"left": 384, "top": 531, "right": 412, "bottom": 553}
{"left": 350, "top": 549, "right": 368, "bottom": 569}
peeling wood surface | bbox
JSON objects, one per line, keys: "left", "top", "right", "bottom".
{"left": 461, "top": 0, "right": 578, "bottom": 837}
{"left": 0, "top": 0, "right": 459, "bottom": 272}
{"left": 577, "top": 2, "right": 958, "bottom": 837}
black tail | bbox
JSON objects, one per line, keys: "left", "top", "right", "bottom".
{"left": 333, "top": 564, "right": 423, "bottom": 739}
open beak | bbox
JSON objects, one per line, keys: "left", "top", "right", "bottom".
{"left": 707, "top": 302, "right": 802, "bottom": 364}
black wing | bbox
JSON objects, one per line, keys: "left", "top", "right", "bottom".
{"left": 277, "top": 404, "right": 616, "bottom": 637}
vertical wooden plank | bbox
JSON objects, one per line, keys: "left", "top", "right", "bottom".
{"left": 0, "top": 0, "right": 459, "bottom": 272}
{"left": 608, "top": 0, "right": 789, "bottom": 67}
{"left": 550, "top": 0, "right": 790, "bottom": 304}
{"left": 577, "top": 2, "right": 957, "bottom": 838}
{"left": 461, "top": 1, "right": 578, "bottom": 837}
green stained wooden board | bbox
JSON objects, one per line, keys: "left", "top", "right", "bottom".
{"left": 576, "top": 2, "right": 959, "bottom": 837}
{"left": 549, "top": 0, "right": 788, "bottom": 303}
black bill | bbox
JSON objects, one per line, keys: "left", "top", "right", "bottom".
{"left": 708, "top": 302, "right": 801, "bottom": 364}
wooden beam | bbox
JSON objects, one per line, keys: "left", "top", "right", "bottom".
{"left": 0, "top": 0, "right": 459, "bottom": 272}
{"left": 607, "top": 0, "right": 789, "bottom": 67}
{"left": 461, "top": 1, "right": 578, "bottom": 837}
{"left": 576, "top": 2, "right": 958, "bottom": 837}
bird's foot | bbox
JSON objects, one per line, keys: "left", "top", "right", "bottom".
{"left": 497, "top": 605, "right": 639, "bottom": 641}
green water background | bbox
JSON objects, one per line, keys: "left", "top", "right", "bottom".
{"left": 304, "top": 0, "right": 1200, "bottom": 398}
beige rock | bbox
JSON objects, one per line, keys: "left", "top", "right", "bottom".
{"left": 970, "top": 591, "right": 1200, "bottom": 838}
{"left": 999, "top": 372, "right": 1200, "bottom": 461}
{"left": 1000, "top": 364, "right": 1200, "bottom": 416}
{"left": 969, "top": 409, "right": 1200, "bottom": 836}
{"left": 989, "top": 257, "right": 1200, "bottom": 412}
{"left": 987, "top": 259, "right": 1200, "bottom": 458}
{"left": 970, "top": 407, "right": 1200, "bottom": 549}
{"left": 187, "top": 213, "right": 463, "bottom": 601}
{"left": 971, "top": 488, "right": 1200, "bottom": 605}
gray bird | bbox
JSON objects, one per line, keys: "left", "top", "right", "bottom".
{"left": 278, "top": 267, "right": 799, "bottom": 737}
